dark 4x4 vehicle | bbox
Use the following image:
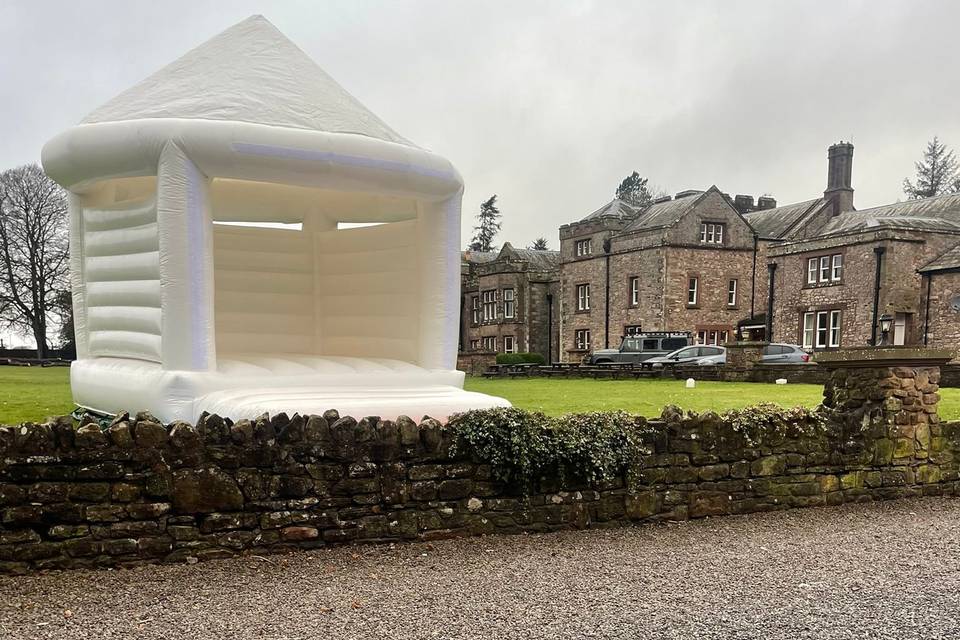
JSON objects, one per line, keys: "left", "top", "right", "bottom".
{"left": 586, "top": 332, "right": 693, "bottom": 364}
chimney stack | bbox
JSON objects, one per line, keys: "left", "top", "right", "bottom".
{"left": 734, "top": 194, "right": 755, "bottom": 214}
{"left": 757, "top": 196, "right": 777, "bottom": 210}
{"left": 824, "top": 142, "right": 854, "bottom": 214}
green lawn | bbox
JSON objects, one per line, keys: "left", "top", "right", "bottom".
{"left": 2, "top": 366, "right": 959, "bottom": 424}
{"left": 0, "top": 366, "right": 74, "bottom": 424}
{"left": 465, "top": 376, "right": 960, "bottom": 420}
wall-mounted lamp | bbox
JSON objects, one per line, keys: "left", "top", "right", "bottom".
{"left": 878, "top": 313, "right": 893, "bottom": 345}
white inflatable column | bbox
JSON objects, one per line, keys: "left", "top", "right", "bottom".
{"left": 416, "top": 193, "right": 461, "bottom": 371}
{"left": 67, "top": 191, "right": 89, "bottom": 360}
{"left": 156, "top": 142, "right": 216, "bottom": 371}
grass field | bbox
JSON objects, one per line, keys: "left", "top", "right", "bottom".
{"left": 0, "top": 366, "right": 74, "bottom": 424}
{"left": 2, "top": 366, "right": 959, "bottom": 424}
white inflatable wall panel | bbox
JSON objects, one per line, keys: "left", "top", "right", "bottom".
{"left": 213, "top": 224, "right": 316, "bottom": 355}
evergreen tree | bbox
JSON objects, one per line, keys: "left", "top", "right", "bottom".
{"left": 903, "top": 136, "right": 960, "bottom": 199}
{"left": 529, "top": 237, "right": 549, "bottom": 250}
{"left": 615, "top": 171, "right": 656, "bottom": 207}
{"left": 468, "top": 195, "right": 501, "bottom": 252}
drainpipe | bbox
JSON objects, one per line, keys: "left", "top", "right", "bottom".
{"left": 922, "top": 273, "right": 932, "bottom": 346}
{"left": 546, "top": 293, "right": 554, "bottom": 363}
{"left": 604, "top": 238, "right": 611, "bottom": 348}
{"left": 870, "top": 247, "right": 885, "bottom": 346}
{"left": 750, "top": 234, "right": 758, "bottom": 321}
{"left": 765, "top": 263, "right": 776, "bottom": 341}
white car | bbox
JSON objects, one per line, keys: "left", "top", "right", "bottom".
{"left": 645, "top": 345, "right": 726, "bottom": 368}
{"left": 695, "top": 343, "right": 813, "bottom": 365}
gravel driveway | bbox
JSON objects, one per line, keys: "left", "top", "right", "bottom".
{"left": 3, "top": 497, "right": 960, "bottom": 639}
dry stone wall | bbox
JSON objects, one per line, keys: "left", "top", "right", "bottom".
{"left": 1, "top": 361, "right": 959, "bottom": 574}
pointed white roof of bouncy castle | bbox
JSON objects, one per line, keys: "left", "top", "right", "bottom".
{"left": 82, "top": 15, "right": 411, "bottom": 146}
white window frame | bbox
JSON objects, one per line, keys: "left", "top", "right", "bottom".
{"left": 471, "top": 296, "right": 480, "bottom": 324}
{"left": 481, "top": 336, "right": 496, "bottom": 351}
{"left": 503, "top": 335, "right": 516, "bottom": 353}
{"left": 802, "top": 312, "right": 815, "bottom": 348}
{"left": 481, "top": 290, "right": 497, "bottom": 322}
{"left": 819, "top": 256, "right": 830, "bottom": 282}
{"left": 687, "top": 277, "right": 698, "bottom": 306}
{"left": 829, "top": 310, "right": 841, "bottom": 347}
{"left": 575, "top": 239, "right": 592, "bottom": 257}
{"left": 503, "top": 288, "right": 515, "bottom": 319}
{"left": 630, "top": 277, "right": 639, "bottom": 306}
{"left": 469, "top": 339, "right": 479, "bottom": 350}
{"left": 805, "top": 310, "right": 841, "bottom": 349}
{"left": 831, "top": 254, "right": 843, "bottom": 281}
{"left": 575, "top": 329, "right": 591, "bottom": 350}
{"left": 700, "top": 222, "right": 724, "bottom": 245}
{"left": 577, "top": 284, "right": 591, "bottom": 311}
{"left": 624, "top": 325, "right": 642, "bottom": 336}
{"left": 727, "top": 279, "right": 738, "bottom": 307}
{"left": 807, "top": 258, "right": 818, "bottom": 284}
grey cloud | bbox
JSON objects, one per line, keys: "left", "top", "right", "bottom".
{"left": 2, "top": 0, "right": 959, "bottom": 250}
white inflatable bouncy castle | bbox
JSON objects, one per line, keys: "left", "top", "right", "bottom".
{"left": 42, "top": 15, "right": 508, "bottom": 423}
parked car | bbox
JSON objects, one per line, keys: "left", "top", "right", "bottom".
{"left": 694, "top": 343, "right": 812, "bottom": 365}
{"left": 585, "top": 332, "right": 692, "bottom": 364}
{"left": 645, "top": 345, "right": 725, "bottom": 368}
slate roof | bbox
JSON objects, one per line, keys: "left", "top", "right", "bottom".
{"left": 920, "top": 242, "right": 960, "bottom": 273}
{"left": 621, "top": 191, "right": 703, "bottom": 233}
{"left": 820, "top": 192, "right": 960, "bottom": 236}
{"left": 743, "top": 198, "right": 827, "bottom": 239}
{"left": 580, "top": 199, "right": 641, "bottom": 222}
{"left": 499, "top": 243, "right": 561, "bottom": 270}
{"left": 461, "top": 245, "right": 560, "bottom": 271}
{"left": 461, "top": 250, "right": 498, "bottom": 265}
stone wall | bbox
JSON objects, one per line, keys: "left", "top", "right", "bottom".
{"left": 457, "top": 351, "right": 497, "bottom": 376}
{"left": 1, "top": 353, "right": 958, "bottom": 574}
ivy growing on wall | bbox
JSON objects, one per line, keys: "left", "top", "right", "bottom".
{"left": 448, "top": 407, "right": 649, "bottom": 489}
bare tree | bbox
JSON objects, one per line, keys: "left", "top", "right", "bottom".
{"left": 0, "top": 164, "right": 69, "bottom": 358}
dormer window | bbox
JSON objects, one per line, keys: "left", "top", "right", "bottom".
{"left": 575, "top": 239, "right": 592, "bottom": 256}
{"left": 700, "top": 222, "right": 724, "bottom": 244}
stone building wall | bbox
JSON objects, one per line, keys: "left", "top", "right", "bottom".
{"left": 769, "top": 231, "right": 960, "bottom": 350}
{"left": 558, "top": 217, "right": 630, "bottom": 357}
{"left": 1, "top": 357, "right": 958, "bottom": 574}
{"left": 559, "top": 255, "right": 608, "bottom": 357}
{"left": 922, "top": 271, "right": 960, "bottom": 357}
{"left": 461, "top": 252, "right": 559, "bottom": 358}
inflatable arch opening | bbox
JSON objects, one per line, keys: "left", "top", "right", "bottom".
{"left": 42, "top": 15, "right": 508, "bottom": 423}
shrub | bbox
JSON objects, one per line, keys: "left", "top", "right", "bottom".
{"left": 495, "top": 352, "right": 546, "bottom": 365}
{"left": 448, "top": 407, "right": 647, "bottom": 490}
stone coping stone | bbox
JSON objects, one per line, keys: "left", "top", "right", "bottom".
{"left": 816, "top": 347, "right": 954, "bottom": 368}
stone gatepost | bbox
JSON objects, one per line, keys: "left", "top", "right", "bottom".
{"left": 816, "top": 348, "right": 953, "bottom": 471}
{"left": 721, "top": 341, "right": 768, "bottom": 382}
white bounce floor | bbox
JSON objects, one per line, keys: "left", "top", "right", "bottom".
{"left": 71, "top": 353, "right": 510, "bottom": 423}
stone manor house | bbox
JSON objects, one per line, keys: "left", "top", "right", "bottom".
{"left": 461, "top": 142, "right": 960, "bottom": 362}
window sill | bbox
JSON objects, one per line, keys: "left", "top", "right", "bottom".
{"left": 686, "top": 304, "right": 700, "bottom": 309}
{"left": 575, "top": 309, "right": 592, "bottom": 314}
{"left": 803, "top": 281, "right": 843, "bottom": 289}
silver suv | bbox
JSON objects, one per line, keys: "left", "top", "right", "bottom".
{"left": 586, "top": 332, "right": 692, "bottom": 364}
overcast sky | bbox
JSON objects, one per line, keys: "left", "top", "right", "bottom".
{"left": 3, "top": 0, "right": 960, "bottom": 255}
